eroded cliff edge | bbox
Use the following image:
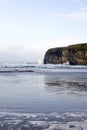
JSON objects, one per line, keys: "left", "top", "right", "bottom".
{"left": 44, "top": 43, "right": 87, "bottom": 65}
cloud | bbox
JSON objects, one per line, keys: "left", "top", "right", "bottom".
{"left": 67, "top": 11, "right": 87, "bottom": 20}
{"left": 69, "top": 7, "right": 87, "bottom": 20}
{"left": 50, "top": 8, "right": 87, "bottom": 20}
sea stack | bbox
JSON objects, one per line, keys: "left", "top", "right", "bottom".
{"left": 44, "top": 43, "right": 87, "bottom": 65}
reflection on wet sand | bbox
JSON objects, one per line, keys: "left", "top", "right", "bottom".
{"left": 44, "top": 74, "right": 87, "bottom": 94}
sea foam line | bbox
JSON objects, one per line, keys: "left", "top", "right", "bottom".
{"left": 0, "top": 112, "right": 87, "bottom": 130}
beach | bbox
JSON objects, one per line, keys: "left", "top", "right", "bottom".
{"left": 0, "top": 63, "right": 87, "bottom": 129}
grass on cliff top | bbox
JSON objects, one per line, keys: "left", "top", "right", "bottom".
{"left": 47, "top": 47, "right": 65, "bottom": 52}
{"left": 46, "top": 43, "right": 87, "bottom": 53}
{"left": 68, "top": 43, "right": 87, "bottom": 50}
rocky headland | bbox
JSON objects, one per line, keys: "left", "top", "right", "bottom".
{"left": 44, "top": 43, "right": 87, "bottom": 65}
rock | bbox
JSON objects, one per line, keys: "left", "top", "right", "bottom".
{"left": 44, "top": 43, "right": 87, "bottom": 65}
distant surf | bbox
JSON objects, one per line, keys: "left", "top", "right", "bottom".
{"left": 0, "top": 61, "right": 87, "bottom": 73}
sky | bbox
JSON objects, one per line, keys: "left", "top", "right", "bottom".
{"left": 0, "top": 0, "right": 87, "bottom": 62}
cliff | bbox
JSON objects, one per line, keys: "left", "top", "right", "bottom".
{"left": 44, "top": 43, "right": 87, "bottom": 65}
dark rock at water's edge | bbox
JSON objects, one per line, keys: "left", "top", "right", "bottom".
{"left": 44, "top": 43, "right": 87, "bottom": 65}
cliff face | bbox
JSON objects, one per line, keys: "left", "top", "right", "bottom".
{"left": 44, "top": 43, "right": 87, "bottom": 65}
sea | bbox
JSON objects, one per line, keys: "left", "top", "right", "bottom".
{"left": 0, "top": 61, "right": 87, "bottom": 130}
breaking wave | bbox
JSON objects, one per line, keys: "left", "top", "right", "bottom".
{"left": 0, "top": 62, "right": 87, "bottom": 73}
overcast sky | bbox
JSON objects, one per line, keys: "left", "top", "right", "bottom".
{"left": 0, "top": 0, "right": 87, "bottom": 62}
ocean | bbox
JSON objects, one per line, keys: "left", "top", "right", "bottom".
{"left": 0, "top": 61, "right": 87, "bottom": 130}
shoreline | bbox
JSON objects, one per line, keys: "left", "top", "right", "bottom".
{"left": 0, "top": 111, "right": 87, "bottom": 130}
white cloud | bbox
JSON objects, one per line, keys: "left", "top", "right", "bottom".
{"left": 67, "top": 11, "right": 87, "bottom": 20}
{"left": 50, "top": 8, "right": 87, "bottom": 20}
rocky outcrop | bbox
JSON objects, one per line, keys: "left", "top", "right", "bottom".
{"left": 44, "top": 43, "right": 87, "bottom": 65}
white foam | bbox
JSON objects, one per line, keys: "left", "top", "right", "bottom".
{"left": 44, "top": 121, "right": 87, "bottom": 130}
{"left": 0, "top": 112, "right": 87, "bottom": 129}
{"left": 0, "top": 62, "right": 87, "bottom": 73}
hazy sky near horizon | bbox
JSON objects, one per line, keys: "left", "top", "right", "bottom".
{"left": 0, "top": 0, "right": 87, "bottom": 62}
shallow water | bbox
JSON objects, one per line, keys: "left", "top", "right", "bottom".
{"left": 0, "top": 72, "right": 87, "bottom": 113}
{"left": 0, "top": 63, "right": 87, "bottom": 129}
